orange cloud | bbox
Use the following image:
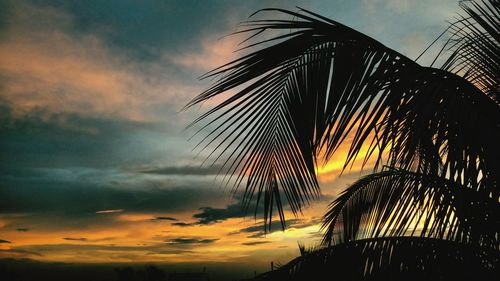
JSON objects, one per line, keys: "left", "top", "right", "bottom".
{"left": 0, "top": 2, "right": 200, "bottom": 122}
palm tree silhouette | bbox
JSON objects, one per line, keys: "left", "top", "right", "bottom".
{"left": 186, "top": 0, "right": 499, "bottom": 279}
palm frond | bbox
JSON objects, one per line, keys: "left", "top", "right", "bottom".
{"left": 321, "top": 169, "right": 500, "bottom": 248}
{"left": 441, "top": 0, "right": 500, "bottom": 103}
{"left": 187, "top": 7, "right": 500, "bottom": 227}
{"left": 297, "top": 241, "right": 324, "bottom": 256}
{"left": 247, "top": 237, "right": 499, "bottom": 281}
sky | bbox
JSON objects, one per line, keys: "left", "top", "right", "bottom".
{"left": 0, "top": 0, "right": 461, "bottom": 277}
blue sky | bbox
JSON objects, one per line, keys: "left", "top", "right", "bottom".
{"left": 0, "top": 0, "right": 461, "bottom": 271}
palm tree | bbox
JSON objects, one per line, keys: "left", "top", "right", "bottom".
{"left": 186, "top": 0, "right": 499, "bottom": 279}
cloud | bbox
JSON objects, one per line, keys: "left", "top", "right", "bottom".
{"left": 141, "top": 165, "right": 222, "bottom": 176}
{"left": 0, "top": 239, "right": 11, "bottom": 243}
{"left": 171, "top": 222, "right": 194, "bottom": 227}
{"left": 0, "top": 1, "right": 197, "bottom": 122}
{"left": 171, "top": 34, "right": 242, "bottom": 71}
{"left": 63, "top": 237, "right": 88, "bottom": 242}
{"left": 238, "top": 221, "right": 291, "bottom": 238}
{"left": 0, "top": 249, "right": 43, "bottom": 257}
{"left": 10, "top": 243, "right": 195, "bottom": 259}
{"left": 16, "top": 228, "right": 30, "bottom": 232}
{"left": 238, "top": 221, "right": 289, "bottom": 234}
{"left": 0, "top": 168, "right": 228, "bottom": 219}
{"left": 165, "top": 237, "right": 219, "bottom": 245}
{"left": 190, "top": 197, "right": 308, "bottom": 226}
{"left": 231, "top": 218, "right": 321, "bottom": 238}
{"left": 96, "top": 209, "right": 125, "bottom": 214}
{"left": 0, "top": 104, "right": 183, "bottom": 169}
{"left": 152, "top": 216, "right": 177, "bottom": 221}
{"left": 241, "top": 241, "right": 271, "bottom": 246}
{"left": 362, "top": 0, "right": 412, "bottom": 14}
{"left": 192, "top": 203, "right": 247, "bottom": 225}
{"left": 188, "top": 195, "right": 321, "bottom": 226}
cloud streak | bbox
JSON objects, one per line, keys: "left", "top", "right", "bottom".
{"left": 241, "top": 241, "right": 270, "bottom": 246}
{"left": 63, "top": 237, "right": 88, "bottom": 242}
{"left": 152, "top": 217, "right": 178, "bottom": 221}
{"left": 0, "top": 249, "right": 43, "bottom": 258}
{"left": 96, "top": 209, "right": 124, "bottom": 214}
{"left": 165, "top": 237, "right": 219, "bottom": 245}
{"left": 141, "top": 165, "right": 222, "bottom": 176}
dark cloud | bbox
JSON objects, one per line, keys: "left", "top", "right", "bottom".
{"left": 172, "top": 196, "right": 321, "bottom": 227}
{"left": 145, "top": 249, "right": 193, "bottom": 255}
{"left": 192, "top": 203, "right": 248, "bottom": 225}
{"left": 230, "top": 218, "right": 321, "bottom": 238}
{"left": 238, "top": 221, "right": 290, "bottom": 234}
{"left": 152, "top": 216, "right": 177, "bottom": 221}
{"left": 0, "top": 239, "right": 11, "bottom": 243}
{"left": 0, "top": 173, "right": 226, "bottom": 217}
{"left": 190, "top": 196, "right": 327, "bottom": 226}
{"left": 241, "top": 241, "right": 271, "bottom": 246}
{"left": 63, "top": 237, "right": 88, "bottom": 242}
{"left": 0, "top": 104, "right": 173, "bottom": 169}
{"left": 141, "top": 165, "right": 222, "bottom": 176}
{"left": 165, "top": 237, "right": 219, "bottom": 245}
{"left": 171, "top": 222, "right": 194, "bottom": 227}
{"left": 16, "top": 228, "right": 30, "bottom": 232}
{"left": 0, "top": 174, "right": 232, "bottom": 233}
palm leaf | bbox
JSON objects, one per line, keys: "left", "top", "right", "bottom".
{"left": 321, "top": 169, "right": 500, "bottom": 248}
{"left": 441, "top": 0, "right": 499, "bottom": 103}
{"left": 186, "top": 7, "right": 500, "bottom": 227}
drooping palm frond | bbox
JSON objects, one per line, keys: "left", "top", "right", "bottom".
{"left": 321, "top": 169, "right": 500, "bottom": 248}
{"left": 247, "top": 237, "right": 499, "bottom": 281}
{"left": 187, "top": 7, "right": 500, "bottom": 227}
{"left": 442, "top": 0, "right": 499, "bottom": 103}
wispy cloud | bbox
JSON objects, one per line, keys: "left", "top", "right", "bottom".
{"left": 241, "top": 241, "right": 270, "bottom": 246}
{"left": 171, "top": 33, "right": 242, "bottom": 71}
{"left": 63, "top": 237, "right": 88, "bottom": 242}
{"left": 141, "top": 165, "right": 222, "bottom": 176}
{"left": 0, "top": 249, "right": 43, "bottom": 258}
{"left": 171, "top": 222, "right": 195, "bottom": 227}
{"left": 230, "top": 218, "right": 321, "bottom": 238}
{"left": 152, "top": 216, "right": 178, "bottom": 221}
{"left": 165, "top": 237, "right": 219, "bottom": 245}
{"left": 95, "top": 209, "right": 124, "bottom": 214}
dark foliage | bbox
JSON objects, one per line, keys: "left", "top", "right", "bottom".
{"left": 322, "top": 169, "right": 500, "bottom": 248}
{"left": 247, "top": 237, "right": 499, "bottom": 280}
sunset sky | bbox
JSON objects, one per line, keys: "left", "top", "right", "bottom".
{"left": 0, "top": 0, "right": 461, "bottom": 276}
